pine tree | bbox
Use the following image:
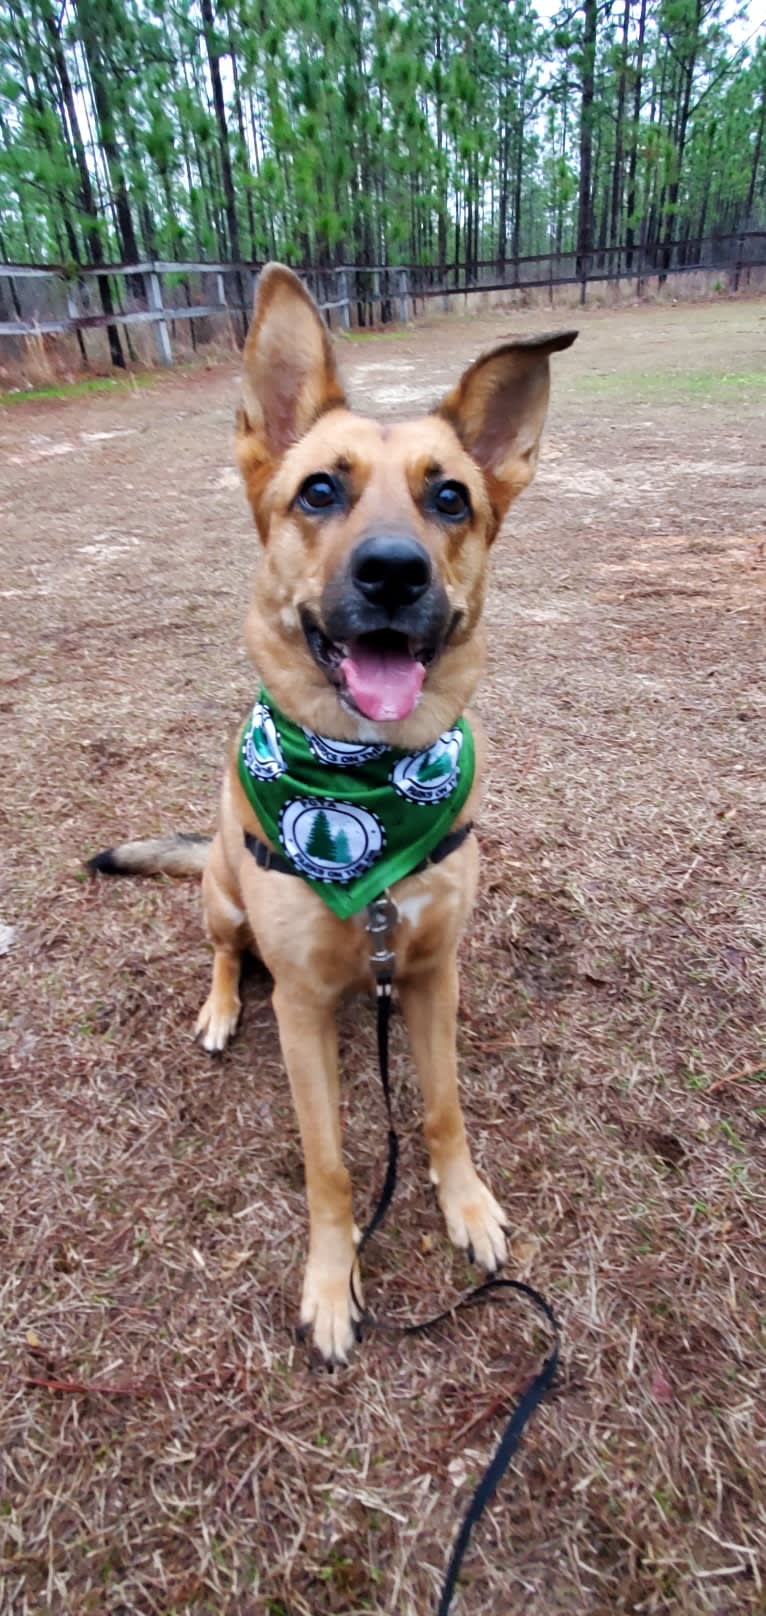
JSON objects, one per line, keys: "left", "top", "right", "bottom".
{"left": 417, "top": 748, "right": 452, "bottom": 784}
{"left": 333, "top": 828, "right": 352, "bottom": 865}
{"left": 306, "top": 809, "right": 337, "bottom": 862}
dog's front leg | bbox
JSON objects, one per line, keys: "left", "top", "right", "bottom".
{"left": 272, "top": 983, "right": 361, "bottom": 1364}
{"left": 399, "top": 955, "right": 508, "bottom": 1271}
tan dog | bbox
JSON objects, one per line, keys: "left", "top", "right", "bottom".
{"left": 90, "top": 266, "right": 576, "bottom": 1363}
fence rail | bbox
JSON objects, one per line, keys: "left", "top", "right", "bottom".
{"left": 1, "top": 231, "right": 764, "bottom": 367}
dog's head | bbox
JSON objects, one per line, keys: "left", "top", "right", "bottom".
{"left": 237, "top": 264, "right": 576, "bottom": 745}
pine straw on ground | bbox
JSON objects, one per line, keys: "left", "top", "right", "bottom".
{"left": 1, "top": 298, "right": 765, "bottom": 1615}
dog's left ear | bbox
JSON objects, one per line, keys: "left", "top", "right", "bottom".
{"left": 438, "top": 330, "right": 577, "bottom": 524}
{"left": 238, "top": 262, "right": 347, "bottom": 464}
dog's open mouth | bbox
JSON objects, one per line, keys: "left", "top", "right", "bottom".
{"left": 302, "top": 615, "right": 433, "bottom": 722}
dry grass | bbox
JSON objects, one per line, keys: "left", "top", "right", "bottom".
{"left": 1, "top": 298, "right": 765, "bottom": 1615}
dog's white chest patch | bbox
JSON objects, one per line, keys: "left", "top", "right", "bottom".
{"left": 355, "top": 719, "right": 385, "bottom": 744}
{"left": 216, "top": 888, "right": 247, "bottom": 927}
{"left": 397, "top": 891, "right": 432, "bottom": 929}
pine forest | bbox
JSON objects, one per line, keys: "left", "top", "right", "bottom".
{"left": 0, "top": 0, "right": 764, "bottom": 278}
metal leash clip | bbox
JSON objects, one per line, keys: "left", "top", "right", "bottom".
{"left": 365, "top": 894, "right": 398, "bottom": 996}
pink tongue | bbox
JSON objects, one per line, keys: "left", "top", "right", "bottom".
{"left": 341, "top": 641, "right": 425, "bottom": 722}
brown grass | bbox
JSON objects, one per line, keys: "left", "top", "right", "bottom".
{"left": 1, "top": 297, "right": 765, "bottom": 1614}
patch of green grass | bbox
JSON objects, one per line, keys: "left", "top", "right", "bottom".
{"left": 0, "top": 369, "right": 167, "bottom": 407}
{"left": 574, "top": 367, "right": 766, "bottom": 403}
{"left": 720, "top": 1119, "right": 742, "bottom": 1150}
{"left": 344, "top": 326, "right": 408, "bottom": 342}
{"left": 653, "top": 1485, "right": 675, "bottom": 1519}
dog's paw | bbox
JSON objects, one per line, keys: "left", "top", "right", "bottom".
{"left": 300, "top": 1239, "right": 363, "bottom": 1366}
{"left": 195, "top": 992, "right": 241, "bottom": 1053}
{"left": 432, "top": 1163, "right": 508, "bottom": 1273}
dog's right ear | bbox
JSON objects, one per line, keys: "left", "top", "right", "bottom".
{"left": 236, "top": 265, "right": 346, "bottom": 516}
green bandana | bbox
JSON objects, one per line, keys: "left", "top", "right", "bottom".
{"left": 237, "top": 688, "right": 475, "bottom": 919}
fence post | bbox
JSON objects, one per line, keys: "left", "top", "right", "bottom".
{"left": 732, "top": 232, "right": 745, "bottom": 293}
{"left": 337, "top": 267, "right": 351, "bottom": 331}
{"left": 215, "top": 271, "right": 226, "bottom": 308}
{"left": 65, "top": 277, "right": 89, "bottom": 365}
{"left": 147, "top": 267, "right": 172, "bottom": 364}
{"left": 398, "top": 268, "right": 410, "bottom": 323}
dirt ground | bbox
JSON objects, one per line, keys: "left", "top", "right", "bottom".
{"left": 1, "top": 297, "right": 765, "bottom": 1615}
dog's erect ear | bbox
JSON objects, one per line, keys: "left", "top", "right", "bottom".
{"left": 438, "top": 330, "right": 577, "bottom": 524}
{"left": 238, "top": 264, "right": 347, "bottom": 459}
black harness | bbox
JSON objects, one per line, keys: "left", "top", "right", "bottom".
{"left": 246, "top": 820, "right": 560, "bottom": 1615}
{"left": 244, "top": 818, "right": 475, "bottom": 879}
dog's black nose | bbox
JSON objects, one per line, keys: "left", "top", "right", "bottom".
{"left": 351, "top": 535, "right": 431, "bottom": 613}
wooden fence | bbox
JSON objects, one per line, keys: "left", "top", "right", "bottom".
{"left": 0, "top": 230, "right": 764, "bottom": 368}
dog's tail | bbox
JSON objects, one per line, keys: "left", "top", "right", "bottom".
{"left": 87, "top": 833, "right": 211, "bottom": 878}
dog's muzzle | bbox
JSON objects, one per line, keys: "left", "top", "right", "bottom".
{"left": 301, "top": 532, "right": 454, "bottom": 724}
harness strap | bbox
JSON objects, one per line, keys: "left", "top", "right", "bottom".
{"left": 244, "top": 819, "right": 474, "bottom": 884}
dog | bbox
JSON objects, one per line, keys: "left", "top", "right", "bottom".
{"left": 89, "top": 265, "right": 576, "bottom": 1363}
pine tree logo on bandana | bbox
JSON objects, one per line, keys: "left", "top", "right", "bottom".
{"left": 280, "top": 799, "right": 384, "bottom": 884}
{"left": 303, "top": 730, "right": 387, "bottom": 768}
{"left": 391, "top": 728, "right": 464, "bottom": 805}
{"left": 243, "top": 702, "right": 285, "bottom": 780}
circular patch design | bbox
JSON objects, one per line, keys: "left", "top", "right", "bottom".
{"left": 303, "top": 729, "right": 387, "bottom": 768}
{"left": 391, "top": 727, "right": 464, "bottom": 805}
{"left": 280, "top": 799, "right": 384, "bottom": 884}
{"left": 242, "top": 702, "right": 285, "bottom": 781}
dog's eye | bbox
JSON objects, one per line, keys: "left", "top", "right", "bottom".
{"left": 431, "top": 480, "right": 471, "bottom": 522}
{"left": 296, "top": 474, "right": 343, "bottom": 513}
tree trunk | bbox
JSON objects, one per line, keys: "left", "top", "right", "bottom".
{"left": 434, "top": 20, "right": 448, "bottom": 277}
{"left": 511, "top": 114, "right": 524, "bottom": 269}
{"left": 497, "top": 117, "right": 510, "bottom": 266}
{"left": 496, "top": 25, "right": 512, "bottom": 267}
{"left": 0, "top": 227, "right": 22, "bottom": 316}
{"left": 228, "top": 15, "right": 256, "bottom": 257}
{"left": 695, "top": 119, "right": 716, "bottom": 248}
{"left": 576, "top": 0, "right": 597, "bottom": 303}
{"left": 744, "top": 76, "right": 766, "bottom": 224}
{"left": 625, "top": 0, "right": 647, "bottom": 270}
{"left": 201, "top": 0, "right": 240, "bottom": 261}
{"left": 201, "top": 0, "right": 246, "bottom": 337}
{"left": 41, "top": 0, "right": 125, "bottom": 366}
{"left": 609, "top": 0, "right": 632, "bottom": 275}
{"left": 644, "top": 47, "right": 669, "bottom": 265}
{"left": 75, "top": 0, "right": 143, "bottom": 285}
{"left": 659, "top": 0, "right": 703, "bottom": 283}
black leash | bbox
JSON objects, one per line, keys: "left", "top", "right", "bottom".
{"left": 356, "top": 916, "right": 560, "bottom": 1616}
{"left": 243, "top": 823, "right": 559, "bottom": 1609}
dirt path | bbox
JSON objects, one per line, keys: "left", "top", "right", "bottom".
{"left": 1, "top": 298, "right": 765, "bottom": 1614}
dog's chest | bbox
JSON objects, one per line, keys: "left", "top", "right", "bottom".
{"left": 246, "top": 838, "right": 473, "bottom": 993}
